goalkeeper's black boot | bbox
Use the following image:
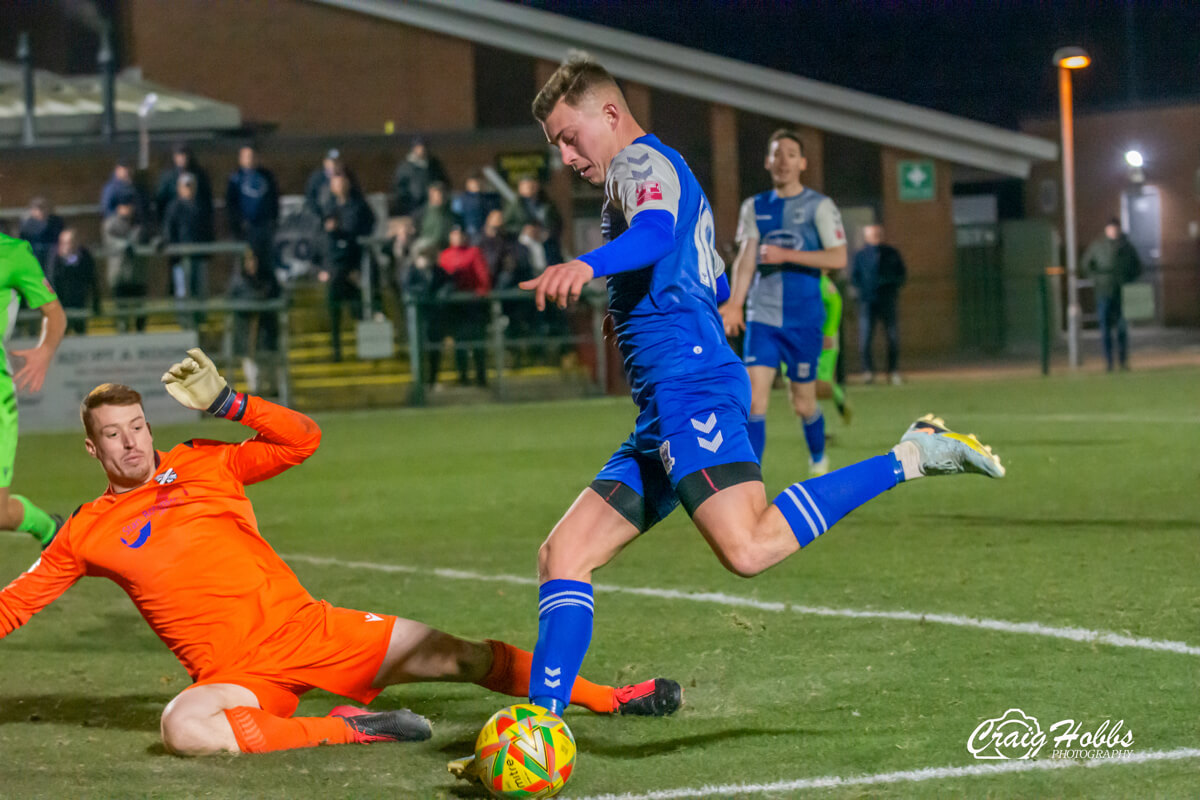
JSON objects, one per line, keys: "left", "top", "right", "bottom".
{"left": 615, "top": 678, "right": 683, "bottom": 716}
{"left": 329, "top": 705, "right": 432, "bottom": 743}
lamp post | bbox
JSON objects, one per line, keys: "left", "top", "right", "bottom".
{"left": 1054, "top": 46, "right": 1090, "bottom": 369}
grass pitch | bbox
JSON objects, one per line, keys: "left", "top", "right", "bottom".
{"left": 2, "top": 368, "right": 1198, "bottom": 798}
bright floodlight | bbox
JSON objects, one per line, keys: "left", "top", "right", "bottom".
{"left": 1053, "top": 46, "right": 1091, "bottom": 69}
{"left": 1125, "top": 150, "right": 1144, "bottom": 168}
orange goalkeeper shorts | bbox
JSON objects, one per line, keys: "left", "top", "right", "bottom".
{"left": 189, "top": 600, "right": 398, "bottom": 717}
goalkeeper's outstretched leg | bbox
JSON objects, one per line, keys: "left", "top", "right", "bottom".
{"left": 160, "top": 615, "right": 681, "bottom": 756}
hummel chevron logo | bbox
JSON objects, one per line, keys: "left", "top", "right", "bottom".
{"left": 627, "top": 152, "right": 651, "bottom": 165}
{"left": 631, "top": 166, "right": 654, "bottom": 181}
{"left": 545, "top": 667, "right": 561, "bottom": 677}
{"left": 544, "top": 665, "right": 562, "bottom": 688}
{"left": 545, "top": 679, "right": 562, "bottom": 688}
{"left": 692, "top": 414, "right": 723, "bottom": 452}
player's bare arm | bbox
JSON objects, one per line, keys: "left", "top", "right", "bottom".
{"left": 758, "top": 242, "right": 848, "bottom": 270}
{"left": 11, "top": 299, "right": 66, "bottom": 394}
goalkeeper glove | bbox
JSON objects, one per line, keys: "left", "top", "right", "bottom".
{"left": 161, "top": 348, "right": 244, "bottom": 418}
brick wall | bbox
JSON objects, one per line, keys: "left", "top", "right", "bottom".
{"left": 123, "top": 0, "right": 475, "bottom": 134}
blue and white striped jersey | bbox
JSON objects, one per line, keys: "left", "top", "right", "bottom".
{"left": 736, "top": 188, "right": 845, "bottom": 328}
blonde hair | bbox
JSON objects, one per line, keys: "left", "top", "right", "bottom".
{"left": 80, "top": 383, "right": 143, "bottom": 438}
{"left": 532, "top": 54, "right": 622, "bottom": 123}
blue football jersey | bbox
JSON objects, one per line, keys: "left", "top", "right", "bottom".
{"left": 600, "top": 134, "right": 741, "bottom": 408}
{"left": 736, "top": 188, "right": 845, "bottom": 328}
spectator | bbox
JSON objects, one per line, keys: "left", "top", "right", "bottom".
{"left": 18, "top": 197, "right": 64, "bottom": 268}
{"left": 502, "top": 176, "right": 563, "bottom": 263}
{"left": 851, "top": 223, "right": 907, "bottom": 385}
{"left": 436, "top": 226, "right": 491, "bottom": 387}
{"left": 320, "top": 211, "right": 364, "bottom": 364}
{"left": 229, "top": 247, "right": 282, "bottom": 395}
{"left": 382, "top": 216, "right": 417, "bottom": 305}
{"left": 162, "top": 173, "right": 214, "bottom": 327}
{"left": 414, "top": 182, "right": 460, "bottom": 252}
{"left": 518, "top": 222, "right": 549, "bottom": 277}
{"left": 483, "top": 213, "right": 535, "bottom": 358}
{"left": 45, "top": 228, "right": 102, "bottom": 334}
{"left": 154, "top": 143, "right": 213, "bottom": 236}
{"left": 304, "top": 148, "right": 362, "bottom": 217}
{"left": 103, "top": 201, "right": 148, "bottom": 332}
{"left": 1082, "top": 217, "right": 1141, "bottom": 371}
{"left": 452, "top": 173, "right": 500, "bottom": 237}
{"left": 100, "top": 162, "right": 147, "bottom": 221}
{"left": 474, "top": 209, "right": 511, "bottom": 281}
{"left": 225, "top": 145, "right": 281, "bottom": 277}
{"left": 391, "top": 137, "right": 447, "bottom": 216}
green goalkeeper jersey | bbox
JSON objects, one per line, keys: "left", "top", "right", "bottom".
{"left": 820, "top": 273, "right": 842, "bottom": 340}
{"left": 0, "top": 233, "right": 59, "bottom": 377}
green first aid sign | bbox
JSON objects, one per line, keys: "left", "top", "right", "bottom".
{"left": 898, "top": 160, "right": 936, "bottom": 202}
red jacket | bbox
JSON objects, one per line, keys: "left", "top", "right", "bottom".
{"left": 438, "top": 245, "right": 491, "bottom": 296}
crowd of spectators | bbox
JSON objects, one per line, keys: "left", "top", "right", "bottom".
{"left": 6, "top": 137, "right": 568, "bottom": 386}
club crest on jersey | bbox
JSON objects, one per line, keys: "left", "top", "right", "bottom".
{"left": 791, "top": 207, "right": 809, "bottom": 225}
{"left": 659, "top": 440, "right": 675, "bottom": 475}
{"left": 636, "top": 180, "right": 663, "bottom": 206}
{"left": 154, "top": 468, "right": 178, "bottom": 485}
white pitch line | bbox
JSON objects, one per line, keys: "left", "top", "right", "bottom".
{"left": 573, "top": 747, "right": 1200, "bottom": 800}
{"left": 971, "top": 412, "right": 1200, "bottom": 425}
{"left": 283, "top": 553, "right": 1200, "bottom": 658}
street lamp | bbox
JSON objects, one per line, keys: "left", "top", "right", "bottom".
{"left": 1054, "top": 46, "right": 1090, "bottom": 369}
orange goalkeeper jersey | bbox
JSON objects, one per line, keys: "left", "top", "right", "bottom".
{"left": 0, "top": 397, "right": 323, "bottom": 680}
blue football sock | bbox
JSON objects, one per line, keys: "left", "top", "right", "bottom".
{"left": 748, "top": 414, "right": 766, "bottom": 461}
{"left": 802, "top": 409, "right": 825, "bottom": 461}
{"left": 529, "top": 579, "right": 594, "bottom": 714}
{"left": 774, "top": 453, "right": 902, "bottom": 547}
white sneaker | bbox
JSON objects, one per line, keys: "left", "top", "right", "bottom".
{"left": 809, "top": 454, "right": 830, "bottom": 476}
{"left": 862, "top": 371, "right": 875, "bottom": 385}
{"left": 890, "top": 372, "right": 903, "bottom": 386}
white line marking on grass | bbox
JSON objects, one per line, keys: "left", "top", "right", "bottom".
{"left": 973, "top": 412, "right": 1200, "bottom": 425}
{"left": 572, "top": 747, "right": 1200, "bottom": 800}
{"left": 283, "top": 554, "right": 1200, "bottom": 658}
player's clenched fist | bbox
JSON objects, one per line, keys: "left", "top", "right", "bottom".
{"left": 519, "top": 260, "right": 595, "bottom": 310}
{"left": 161, "top": 348, "right": 229, "bottom": 411}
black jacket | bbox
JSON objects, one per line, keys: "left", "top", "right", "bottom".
{"left": 851, "top": 244, "right": 907, "bottom": 302}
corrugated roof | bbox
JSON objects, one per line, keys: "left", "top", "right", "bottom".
{"left": 0, "top": 62, "right": 242, "bottom": 143}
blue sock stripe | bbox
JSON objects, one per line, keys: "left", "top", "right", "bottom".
{"left": 539, "top": 594, "right": 595, "bottom": 611}
{"left": 748, "top": 413, "right": 766, "bottom": 422}
{"left": 539, "top": 599, "right": 594, "bottom": 616}
{"left": 780, "top": 486, "right": 821, "bottom": 542}
{"left": 794, "top": 484, "right": 828, "bottom": 532}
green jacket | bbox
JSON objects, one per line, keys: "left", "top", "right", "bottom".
{"left": 1081, "top": 234, "right": 1141, "bottom": 299}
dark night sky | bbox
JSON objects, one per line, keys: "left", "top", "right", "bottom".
{"left": 507, "top": 1, "right": 1200, "bottom": 129}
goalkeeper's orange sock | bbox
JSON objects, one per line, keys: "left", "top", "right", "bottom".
{"left": 224, "top": 706, "right": 354, "bottom": 753}
{"left": 480, "top": 639, "right": 617, "bottom": 714}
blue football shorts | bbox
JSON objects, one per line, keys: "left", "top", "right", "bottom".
{"left": 742, "top": 320, "right": 824, "bottom": 384}
{"left": 591, "top": 368, "right": 762, "bottom": 532}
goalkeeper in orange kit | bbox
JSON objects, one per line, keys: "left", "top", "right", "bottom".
{"left": 0, "top": 349, "right": 680, "bottom": 756}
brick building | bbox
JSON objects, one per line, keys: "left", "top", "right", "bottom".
{"left": 7, "top": 0, "right": 1067, "bottom": 360}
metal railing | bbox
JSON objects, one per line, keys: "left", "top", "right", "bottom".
{"left": 401, "top": 288, "right": 608, "bottom": 406}
{"left": 18, "top": 295, "right": 292, "bottom": 406}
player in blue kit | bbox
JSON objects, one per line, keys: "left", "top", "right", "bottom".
{"left": 517, "top": 57, "right": 1005, "bottom": 719}
{"left": 720, "top": 130, "right": 847, "bottom": 474}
